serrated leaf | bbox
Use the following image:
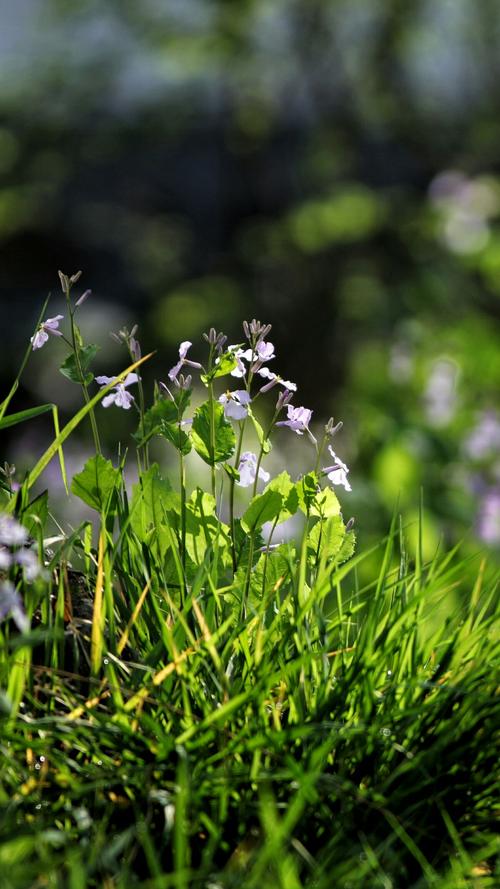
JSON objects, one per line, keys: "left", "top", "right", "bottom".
{"left": 241, "top": 489, "right": 283, "bottom": 533}
{"left": 307, "top": 515, "right": 354, "bottom": 565}
{"left": 263, "top": 471, "right": 299, "bottom": 523}
{"left": 71, "top": 455, "right": 121, "bottom": 513}
{"left": 59, "top": 345, "right": 100, "bottom": 385}
{"left": 191, "top": 400, "right": 235, "bottom": 465}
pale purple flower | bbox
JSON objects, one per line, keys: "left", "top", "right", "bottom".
{"left": 0, "top": 581, "right": 29, "bottom": 633}
{"left": 322, "top": 446, "right": 352, "bottom": 492}
{"left": 228, "top": 346, "right": 247, "bottom": 378}
{"left": 168, "top": 341, "right": 202, "bottom": 381}
{"left": 95, "top": 373, "right": 139, "bottom": 409}
{"left": 30, "top": 315, "right": 64, "bottom": 350}
{"left": 0, "top": 514, "right": 28, "bottom": 547}
{"left": 242, "top": 340, "right": 276, "bottom": 366}
{"left": 219, "top": 390, "right": 251, "bottom": 420}
{"left": 277, "top": 404, "right": 313, "bottom": 435}
{"left": 258, "top": 367, "right": 297, "bottom": 393}
{"left": 237, "top": 451, "right": 270, "bottom": 488}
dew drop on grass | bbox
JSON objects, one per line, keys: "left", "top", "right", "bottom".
{"left": 386, "top": 669, "right": 392, "bottom": 676}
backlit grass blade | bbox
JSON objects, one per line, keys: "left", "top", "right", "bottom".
{"left": 26, "top": 351, "right": 154, "bottom": 491}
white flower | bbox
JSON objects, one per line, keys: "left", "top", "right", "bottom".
{"left": 95, "top": 373, "right": 139, "bottom": 409}
{"left": 322, "top": 446, "right": 351, "bottom": 492}
{"left": 237, "top": 451, "right": 270, "bottom": 488}
{"left": 219, "top": 390, "right": 251, "bottom": 420}
{"left": 30, "top": 315, "right": 64, "bottom": 350}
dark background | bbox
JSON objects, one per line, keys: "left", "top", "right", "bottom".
{"left": 1, "top": 0, "right": 500, "bottom": 557}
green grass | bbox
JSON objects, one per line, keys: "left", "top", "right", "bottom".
{"left": 0, "top": 511, "right": 498, "bottom": 888}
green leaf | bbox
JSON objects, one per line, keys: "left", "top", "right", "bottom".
{"left": 129, "top": 464, "right": 179, "bottom": 544}
{"left": 248, "top": 408, "right": 271, "bottom": 454}
{"left": 184, "top": 488, "right": 231, "bottom": 565}
{"left": 308, "top": 515, "right": 355, "bottom": 565}
{"left": 200, "top": 351, "right": 237, "bottom": 384}
{"left": 160, "top": 421, "right": 192, "bottom": 455}
{"left": 263, "top": 471, "right": 299, "bottom": 523}
{"left": 134, "top": 400, "right": 178, "bottom": 445}
{"left": 0, "top": 403, "right": 55, "bottom": 431}
{"left": 297, "top": 472, "right": 318, "bottom": 513}
{"left": 191, "top": 400, "right": 235, "bottom": 465}
{"left": 71, "top": 455, "right": 121, "bottom": 513}
{"left": 241, "top": 489, "right": 283, "bottom": 533}
{"left": 20, "top": 491, "right": 49, "bottom": 539}
{"left": 59, "top": 345, "right": 100, "bottom": 385}
{"left": 311, "top": 486, "right": 341, "bottom": 518}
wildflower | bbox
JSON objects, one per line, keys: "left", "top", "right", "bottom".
{"left": 30, "top": 315, "right": 64, "bottom": 350}
{"left": 15, "top": 548, "right": 44, "bottom": 582}
{"left": 168, "top": 341, "right": 202, "bottom": 381}
{"left": 219, "top": 390, "right": 251, "bottom": 420}
{"left": 95, "top": 373, "right": 139, "bottom": 409}
{"left": 228, "top": 345, "right": 247, "bottom": 378}
{"left": 0, "top": 581, "right": 29, "bottom": 633}
{"left": 322, "top": 446, "right": 351, "bottom": 492}
{"left": 0, "top": 514, "right": 29, "bottom": 547}
{"left": 242, "top": 340, "right": 276, "bottom": 367}
{"left": 236, "top": 452, "right": 270, "bottom": 488}
{"left": 277, "top": 404, "right": 313, "bottom": 435}
{"left": 258, "top": 367, "right": 297, "bottom": 393}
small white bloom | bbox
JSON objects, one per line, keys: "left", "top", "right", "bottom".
{"left": 323, "top": 446, "right": 351, "bottom": 492}
{"left": 237, "top": 451, "right": 270, "bottom": 488}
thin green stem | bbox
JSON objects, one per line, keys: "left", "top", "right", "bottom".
{"left": 0, "top": 295, "right": 50, "bottom": 421}
{"left": 65, "top": 290, "right": 101, "bottom": 454}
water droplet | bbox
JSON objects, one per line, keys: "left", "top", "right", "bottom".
{"left": 39, "top": 755, "right": 45, "bottom": 763}
{"left": 34, "top": 763, "right": 41, "bottom": 770}
{"left": 103, "top": 658, "right": 109, "bottom": 665}
{"left": 387, "top": 669, "right": 393, "bottom": 677}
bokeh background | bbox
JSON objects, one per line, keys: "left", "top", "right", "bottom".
{"left": 1, "top": 0, "right": 500, "bottom": 559}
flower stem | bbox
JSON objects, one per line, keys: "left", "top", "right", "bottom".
{"left": 65, "top": 288, "right": 101, "bottom": 454}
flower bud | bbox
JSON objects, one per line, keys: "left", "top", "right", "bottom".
{"left": 75, "top": 289, "right": 91, "bottom": 307}
{"left": 70, "top": 270, "right": 83, "bottom": 284}
{"left": 345, "top": 517, "right": 355, "bottom": 532}
{"left": 129, "top": 336, "right": 141, "bottom": 360}
{"left": 58, "top": 270, "right": 69, "bottom": 293}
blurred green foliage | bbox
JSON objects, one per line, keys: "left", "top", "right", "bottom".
{"left": 1, "top": 0, "right": 500, "bottom": 555}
